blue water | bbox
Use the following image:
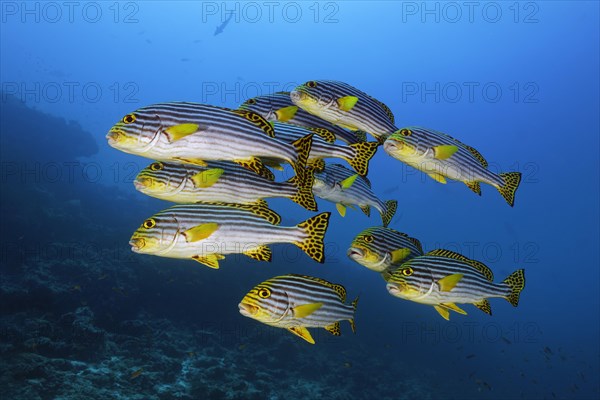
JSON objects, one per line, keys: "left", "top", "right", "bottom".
{"left": 1, "top": 2, "right": 598, "bottom": 399}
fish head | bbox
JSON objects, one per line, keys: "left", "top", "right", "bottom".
{"left": 383, "top": 128, "right": 423, "bottom": 160}
{"left": 238, "top": 95, "right": 275, "bottom": 119}
{"left": 385, "top": 263, "right": 431, "bottom": 300}
{"left": 291, "top": 80, "right": 340, "bottom": 117}
{"left": 239, "top": 282, "right": 289, "bottom": 325}
{"left": 106, "top": 107, "right": 162, "bottom": 153}
{"left": 134, "top": 162, "right": 186, "bottom": 195}
{"left": 348, "top": 230, "right": 391, "bottom": 272}
{"left": 129, "top": 212, "right": 179, "bottom": 254}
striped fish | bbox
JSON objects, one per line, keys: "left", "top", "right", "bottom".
{"left": 384, "top": 127, "right": 522, "bottom": 206}
{"left": 134, "top": 160, "right": 317, "bottom": 211}
{"left": 290, "top": 80, "right": 397, "bottom": 141}
{"left": 106, "top": 102, "right": 313, "bottom": 182}
{"left": 313, "top": 163, "right": 397, "bottom": 227}
{"left": 239, "top": 274, "right": 359, "bottom": 344}
{"left": 266, "top": 122, "right": 379, "bottom": 176}
{"left": 347, "top": 227, "right": 423, "bottom": 272}
{"left": 239, "top": 91, "right": 365, "bottom": 144}
{"left": 129, "top": 203, "right": 331, "bottom": 268}
{"left": 384, "top": 249, "right": 526, "bottom": 320}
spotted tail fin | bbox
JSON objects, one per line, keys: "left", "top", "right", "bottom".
{"left": 344, "top": 142, "right": 379, "bottom": 176}
{"left": 295, "top": 212, "right": 331, "bottom": 263}
{"left": 287, "top": 168, "right": 318, "bottom": 211}
{"left": 502, "top": 269, "right": 526, "bottom": 307}
{"left": 349, "top": 296, "right": 359, "bottom": 333}
{"left": 497, "top": 172, "right": 522, "bottom": 207}
{"left": 290, "top": 133, "right": 313, "bottom": 186}
{"left": 380, "top": 200, "right": 398, "bottom": 227}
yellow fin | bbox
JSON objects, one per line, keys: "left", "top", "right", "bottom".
{"left": 465, "top": 145, "right": 488, "bottom": 168}
{"left": 337, "top": 96, "right": 359, "bottom": 112}
{"left": 336, "top": 203, "right": 347, "bottom": 217}
{"left": 183, "top": 223, "right": 219, "bottom": 242}
{"left": 287, "top": 326, "right": 315, "bottom": 344}
{"left": 308, "top": 127, "right": 336, "bottom": 143}
{"left": 261, "top": 158, "right": 285, "bottom": 171}
{"left": 340, "top": 174, "right": 358, "bottom": 189}
{"left": 433, "top": 145, "right": 458, "bottom": 160}
{"left": 175, "top": 157, "right": 207, "bottom": 167}
{"left": 191, "top": 254, "right": 224, "bottom": 269}
{"left": 441, "top": 302, "right": 468, "bottom": 315}
{"left": 426, "top": 249, "right": 494, "bottom": 281}
{"left": 231, "top": 109, "right": 275, "bottom": 137}
{"left": 346, "top": 141, "right": 379, "bottom": 176}
{"left": 370, "top": 96, "right": 395, "bottom": 124}
{"left": 502, "top": 269, "right": 526, "bottom": 307}
{"left": 164, "top": 123, "right": 200, "bottom": 142}
{"left": 465, "top": 181, "right": 482, "bottom": 195}
{"left": 359, "top": 205, "right": 370, "bottom": 217}
{"left": 294, "top": 212, "right": 330, "bottom": 263}
{"left": 498, "top": 172, "right": 522, "bottom": 207}
{"left": 427, "top": 172, "right": 447, "bottom": 184}
{"left": 275, "top": 105, "right": 298, "bottom": 122}
{"left": 293, "top": 302, "right": 323, "bottom": 318}
{"left": 474, "top": 299, "right": 492, "bottom": 315}
{"left": 287, "top": 172, "right": 318, "bottom": 212}
{"left": 434, "top": 305, "right": 450, "bottom": 320}
{"left": 234, "top": 158, "right": 274, "bottom": 181}
{"left": 201, "top": 201, "right": 281, "bottom": 225}
{"left": 390, "top": 248, "right": 411, "bottom": 264}
{"left": 381, "top": 200, "right": 397, "bottom": 227}
{"left": 191, "top": 168, "right": 224, "bottom": 188}
{"left": 325, "top": 322, "right": 341, "bottom": 336}
{"left": 243, "top": 245, "right": 272, "bottom": 262}
{"left": 438, "top": 273, "right": 463, "bottom": 292}
{"left": 307, "top": 158, "right": 326, "bottom": 172}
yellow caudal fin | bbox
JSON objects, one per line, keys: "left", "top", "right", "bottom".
{"left": 287, "top": 169, "right": 318, "bottom": 211}
{"left": 290, "top": 133, "right": 313, "bottom": 186}
{"left": 345, "top": 142, "right": 379, "bottom": 176}
{"left": 295, "top": 212, "right": 331, "bottom": 263}
{"left": 380, "top": 200, "right": 398, "bottom": 227}
{"left": 349, "top": 296, "right": 359, "bottom": 333}
{"left": 502, "top": 269, "right": 526, "bottom": 307}
{"left": 498, "top": 172, "right": 522, "bottom": 207}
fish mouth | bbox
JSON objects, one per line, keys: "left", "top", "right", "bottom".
{"left": 290, "top": 90, "right": 303, "bottom": 103}
{"left": 238, "top": 302, "right": 258, "bottom": 317}
{"left": 383, "top": 139, "right": 401, "bottom": 154}
{"left": 347, "top": 247, "right": 364, "bottom": 259}
{"left": 386, "top": 283, "right": 402, "bottom": 297}
{"left": 106, "top": 129, "right": 122, "bottom": 145}
{"left": 133, "top": 179, "right": 148, "bottom": 190}
{"left": 129, "top": 237, "right": 145, "bottom": 252}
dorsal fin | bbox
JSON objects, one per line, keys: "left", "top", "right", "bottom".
{"left": 290, "top": 274, "right": 346, "bottom": 301}
{"left": 197, "top": 201, "right": 281, "bottom": 225}
{"left": 369, "top": 96, "right": 395, "bottom": 124}
{"left": 465, "top": 145, "right": 488, "bottom": 168}
{"left": 407, "top": 237, "right": 424, "bottom": 254}
{"left": 231, "top": 109, "right": 275, "bottom": 137}
{"left": 426, "top": 249, "right": 494, "bottom": 281}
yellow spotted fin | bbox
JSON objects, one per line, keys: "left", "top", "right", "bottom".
{"left": 183, "top": 223, "right": 219, "bottom": 242}
{"left": 337, "top": 96, "right": 359, "bottom": 112}
{"left": 344, "top": 141, "right": 379, "bottom": 176}
{"left": 497, "top": 172, "right": 522, "bottom": 207}
{"left": 243, "top": 245, "right": 272, "bottom": 262}
{"left": 465, "top": 181, "right": 482, "bottom": 195}
{"left": 438, "top": 273, "right": 463, "bottom": 292}
{"left": 308, "top": 127, "right": 336, "bottom": 143}
{"left": 502, "top": 269, "right": 525, "bottom": 307}
{"left": 465, "top": 145, "right": 488, "bottom": 168}
{"left": 349, "top": 296, "right": 359, "bottom": 333}
{"left": 294, "top": 212, "right": 330, "bottom": 263}
{"left": 474, "top": 299, "right": 492, "bottom": 315}
{"left": 286, "top": 169, "right": 318, "bottom": 212}
{"left": 261, "top": 158, "right": 285, "bottom": 171}
{"left": 192, "top": 253, "right": 224, "bottom": 269}
{"left": 359, "top": 205, "right": 370, "bottom": 217}
{"left": 231, "top": 109, "right": 275, "bottom": 137}
{"left": 288, "top": 326, "right": 315, "bottom": 344}
{"left": 190, "top": 168, "right": 224, "bottom": 188}
{"left": 290, "top": 133, "right": 314, "bottom": 190}
{"left": 433, "top": 145, "right": 458, "bottom": 160}
{"left": 426, "top": 249, "right": 494, "bottom": 281}
{"left": 325, "top": 321, "right": 341, "bottom": 336}
{"left": 234, "top": 157, "right": 275, "bottom": 181}
{"left": 354, "top": 131, "right": 368, "bottom": 143}
{"left": 293, "top": 302, "right": 323, "bottom": 318}
{"left": 381, "top": 200, "right": 397, "bottom": 227}
{"left": 307, "top": 158, "right": 326, "bottom": 172}
{"left": 199, "top": 201, "right": 281, "bottom": 225}
{"left": 164, "top": 123, "right": 200, "bottom": 142}
{"left": 336, "top": 203, "right": 347, "bottom": 217}
{"left": 275, "top": 105, "right": 298, "bottom": 122}
{"left": 390, "top": 248, "right": 411, "bottom": 264}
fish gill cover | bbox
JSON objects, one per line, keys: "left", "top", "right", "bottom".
{"left": 0, "top": 2, "right": 599, "bottom": 400}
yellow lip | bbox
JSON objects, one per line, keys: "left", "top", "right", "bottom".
{"left": 129, "top": 237, "right": 145, "bottom": 251}
{"left": 238, "top": 302, "right": 258, "bottom": 316}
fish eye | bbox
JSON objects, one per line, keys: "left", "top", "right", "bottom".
{"left": 402, "top": 267, "right": 414, "bottom": 276}
{"left": 123, "top": 114, "right": 136, "bottom": 124}
{"left": 363, "top": 235, "right": 374, "bottom": 243}
{"left": 150, "top": 162, "right": 163, "bottom": 171}
{"left": 246, "top": 98, "right": 256, "bottom": 105}
{"left": 143, "top": 218, "right": 156, "bottom": 229}
{"left": 258, "top": 288, "right": 271, "bottom": 298}
{"left": 400, "top": 128, "right": 412, "bottom": 136}
{"left": 306, "top": 81, "right": 317, "bottom": 88}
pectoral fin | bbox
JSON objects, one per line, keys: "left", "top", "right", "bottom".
{"left": 340, "top": 174, "right": 358, "bottom": 189}
{"left": 427, "top": 172, "right": 447, "bottom": 184}
{"left": 183, "top": 223, "right": 219, "bottom": 242}
{"left": 293, "top": 302, "right": 323, "bottom": 318}
{"left": 433, "top": 145, "right": 458, "bottom": 160}
{"left": 191, "top": 254, "right": 224, "bottom": 269}
{"left": 191, "top": 168, "right": 224, "bottom": 188}
{"left": 325, "top": 322, "right": 341, "bottom": 336}
{"left": 164, "top": 123, "right": 200, "bottom": 142}
{"left": 438, "top": 273, "right": 463, "bottom": 292}
{"left": 336, "top": 203, "right": 347, "bottom": 217}
{"left": 390, "top": 248, "right": 411, "bottom": 264}
{"left": 287, "top": 326, "right": 315, "bottom": 344}
{"left": 434, "top": 305, "right": 450, "bottom": 320}
{"left": 337, "top": 96, "right": 359, "bottom": 112}
{"left": 275, "top": 105, "right": 298, "bottom": 122}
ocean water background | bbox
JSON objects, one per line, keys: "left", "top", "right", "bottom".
{"left": 1, "top": 2, "right": 598, "bottom": 399}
